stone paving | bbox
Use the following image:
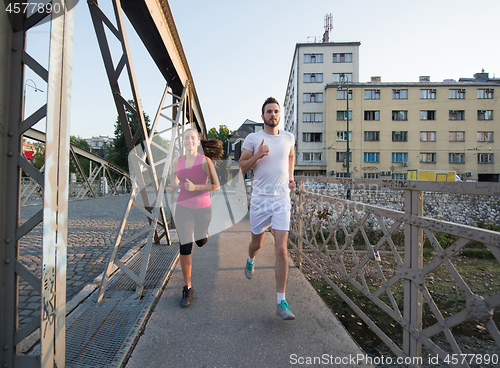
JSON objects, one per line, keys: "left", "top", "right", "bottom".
{"left": 18, "top": 195, "right": 154, "bottom": 328}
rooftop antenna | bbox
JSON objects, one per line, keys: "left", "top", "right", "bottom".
{"left": 322, "top": 13, "right": 333, "bottom": 43}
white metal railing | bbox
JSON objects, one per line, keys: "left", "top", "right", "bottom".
{"left": 288, "top": 176, "right": 500, "bottom": 367}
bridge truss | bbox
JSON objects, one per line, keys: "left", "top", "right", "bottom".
{"left": 0, "top": 0, "right": 206, "bottom": 367}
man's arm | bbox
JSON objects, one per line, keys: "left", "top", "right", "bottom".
{"left": 288, "top": 147, "right": 296, "bottom": 190}
{"left": 238, "top": 139, "right": 269, "bottom": 174}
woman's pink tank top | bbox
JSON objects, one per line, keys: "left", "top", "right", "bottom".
{"left": 176, "top": 154, "right": 211, "bottom": 208}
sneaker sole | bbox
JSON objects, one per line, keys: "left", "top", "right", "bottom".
{"left": 277, "top": 311, "right": 295, "bottom": 320}
{"left": 244, "top": 269, "right": 253, "bottom": 279}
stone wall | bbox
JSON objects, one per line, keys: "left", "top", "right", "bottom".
{"left": 304, "top": 182, "right": 500, "bottom": 227}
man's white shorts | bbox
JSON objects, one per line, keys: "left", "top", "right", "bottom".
{"left": 249, "top": 194, "right": 291, "bottom": 235}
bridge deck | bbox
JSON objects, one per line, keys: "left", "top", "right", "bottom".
{"left": 123, "top": 190, "right": 373, "bottom": 368}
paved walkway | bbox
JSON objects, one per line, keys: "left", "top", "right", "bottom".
{"left": 19, "top": 196, "right": 148, "bottom": 328}
{"left": 125, "top": 189, "right": 373, "bottom": 368}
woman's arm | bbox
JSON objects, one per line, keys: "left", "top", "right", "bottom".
{"left": 167, "top": 156, "right": 179, "bottom": 194}
{"left": 184, "top": 156, "right": 220, "bottom": 192}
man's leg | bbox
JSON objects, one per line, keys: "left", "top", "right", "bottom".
{"left": 249, "top": 232, "right": 266, "bottom": 259}
{"left": 273, "top": 230, "right": 289, "bottom": 293}
{"left": 274, "top": 229, "right": 295, "bottom": 319}
{"left": 245, "top": 232, "right": 265, "bottom": 279}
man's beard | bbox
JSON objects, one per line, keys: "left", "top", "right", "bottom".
{"left": 264, "top": 117, "right": 279, "bottom": 127}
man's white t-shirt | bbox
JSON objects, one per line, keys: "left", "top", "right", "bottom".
{"left": 242, "top": 129, "right": 295, "bottom": 196}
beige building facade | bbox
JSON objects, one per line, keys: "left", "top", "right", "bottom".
{"left": 325, "top": 73, "right": 499, "bottom": 180}
{"left": 283, "top": 42, "right": 361, "bottom": 176}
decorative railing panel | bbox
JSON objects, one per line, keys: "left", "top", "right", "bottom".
{"left": 289, "top": 177, "right": 500, "bottom": 367}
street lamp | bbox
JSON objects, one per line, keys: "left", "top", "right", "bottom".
{"left": 23, "top": 79, "right": 44, "bottom": 119}
{"left": 339, "top": 73, "right": 351, "bottom": 199}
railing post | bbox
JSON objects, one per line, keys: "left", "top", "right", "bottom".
{"left": 403, "top": 183, "right": 423, "bottom": 364}
{"left": 298, "top": 180, "right": 304, "bottom": 271}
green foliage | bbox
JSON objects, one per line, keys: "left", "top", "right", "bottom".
{"left": 108, "top": 100, "right": 151, "bottom": 171}
{"left": 32, "top": 142, "right": 45, "bottom": 170}
{"left": 207, "top": 125, "right": 232, "bottom": 144}
{"left": 69, "top": 135, "right": 92, "bottom": 176}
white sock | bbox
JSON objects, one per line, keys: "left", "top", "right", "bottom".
{"left": 247, "top": 256, "right": 255, "bottom": 264}
{"left": 277, "top": 293, "right": 286, "bottom": 304}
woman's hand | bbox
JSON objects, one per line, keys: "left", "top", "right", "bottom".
{"left": 167, "top": 184, "right": 177, "bottom": 194}
{"left": 185, "top": 179, "right": 197, "bottom": 191}
{"left": 288, "top": 178, "right": 296, "bottom": 190}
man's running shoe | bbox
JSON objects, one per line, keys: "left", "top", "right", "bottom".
{"left": 181, "top": 285, "right": 196, "bottom": 307}
{"left": 245, "top": 259, "right": 255, "bottom": 279}
{"left": 276, "top": 300, "right": 295, "bottom": 320}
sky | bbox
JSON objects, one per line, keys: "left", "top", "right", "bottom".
{"left": 22, "top": 0, "right": 500, "bottom": 139}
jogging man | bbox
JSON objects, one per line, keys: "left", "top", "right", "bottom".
{"left": 238, "top": 97, "right": 296, "bottom": 320}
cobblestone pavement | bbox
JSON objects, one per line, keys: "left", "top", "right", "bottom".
{"left": 18, "top": 195, "right": 157, "bottom": 328}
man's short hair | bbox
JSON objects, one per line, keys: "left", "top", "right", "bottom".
{"left": 261, "top": 97, "right": 280, "bottom": 115}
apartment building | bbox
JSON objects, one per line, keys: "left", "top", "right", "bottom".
{"left": 324, "top": 72, "right": 499, "bottom": 180}
{"left": 283, "top": 41, "right": 361, "bottom": 176}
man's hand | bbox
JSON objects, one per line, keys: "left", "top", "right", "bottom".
{"left": 288, "top": 178, "right": 296, "bottom": 190}
{"left": 185, "top": 179, "right": 197, "bottom": 191}
{"left": 256, "top": 139, "right": 269, "bottom": 159}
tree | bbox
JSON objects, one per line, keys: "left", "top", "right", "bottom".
{"left": 207, "top": 124, "right": 232, "bottom": 143}
{"left": 107, "top": 100, "right": 151, "bottom": 171}
{"left": 70, "top": 135, "right": 91, "bottom": 176}
{"left": 32, "top": 142, "right": 45, "bottom": 170}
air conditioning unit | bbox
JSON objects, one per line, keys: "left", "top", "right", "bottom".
{"left": 466, "top": 172, "right": 473, "bottom": 177}
{"left": 402, "top": 162, "right": 409, "bottom": 167}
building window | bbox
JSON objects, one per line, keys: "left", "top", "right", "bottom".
{"left": 449, "top": 131, "right": 465, "bottom": 142}
{"left": 303, "top": 152, "right": 322, "bottom": 161}
{"left": 449, "top": 89, "right": 465, "bottom": 99}
{"left": 392, "top": 131, "right": 408, "bottom": 142}
{"left": 421, "top": 153, "right": 436, "bottom": 163}
{"left": 420, "top": 111, "right": 436, "bottom": 120}
{"left": 336, "top": 172, "right": 352, "bottom": 178}
{"left": 364, "top": 173, "right": 380, "bottom": 179}
{"left": 392, "top": 89, "right": 408, "bottom": 99}
{"left": 336, "top": 152, "right": 352, "bottom": 162}
{"left": 392, "top": 152, "right": 408, "bottom": 163}
{"left": 392, "top": 111, "right": 408, "bottom": 121}
{"left": 478, "top": 153, "right": 494, "bottom": 163}
{"left": 303, "top": 112, "right": 323, "bottom": 123}
{"left": 332, "top": 53, "right": 352, "bottom": 63}
{"left": 364, "top": 131, "right": 380, "bottom": 141}
{"left": 477, "top": 89, "right": 494, "bottom": 99}
{"left": 477, "top": 132, "right": 494, "bottom": 142}
{"left": 392, "top": 173, "right": 407, "bottom": 180}
{"left": 337, "top": 90, "right": 352, "bottom": 100}
{"left": 304, "top": 54, "right": 323, "bottom": 63}
{"left": 420, "top": 89, "right": 436, "bottom": 99}
{"left": 478, "top": 110, "right": 493, "bottom": 120}
{"left": 364, "top": 152, "right": 380, "bottom": 162}
{"left": 303, "top": 73, "right": 323, "bottom": 83}
{"left": 303, "top": 133, "right": 322, "bottom": 142}
{"left": 336, "top": 131, "right": 352, "bottom": 141}
{"left": 333, "top": 73, "right": 352, "bottom": 83}
{"left": 420, "top": 131, "right": 436, "bottom": 142}
{"left": 337, "top": 111, "right": 352, "bottom": 120}
{"left": 364, "top": 89, "right": 380, "bottom": 100}
{"left": 449, "top": 110, "right": 465, "bottom": 120}
{"left": 364, "top": 111, "right": 380, "bottom": 121}
{"left": 303, "top": 93, "right": 323, "bottom": 103}
{"left": 449, "top": 153, "right": 465, "bottom": 163}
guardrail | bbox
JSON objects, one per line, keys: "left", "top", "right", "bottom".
{"left": 289, "top": 176, "right": 500, "bottom": 367}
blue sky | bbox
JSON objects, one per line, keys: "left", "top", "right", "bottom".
{"left": 23, "top": 0, "right": 500, "bottom": 139}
